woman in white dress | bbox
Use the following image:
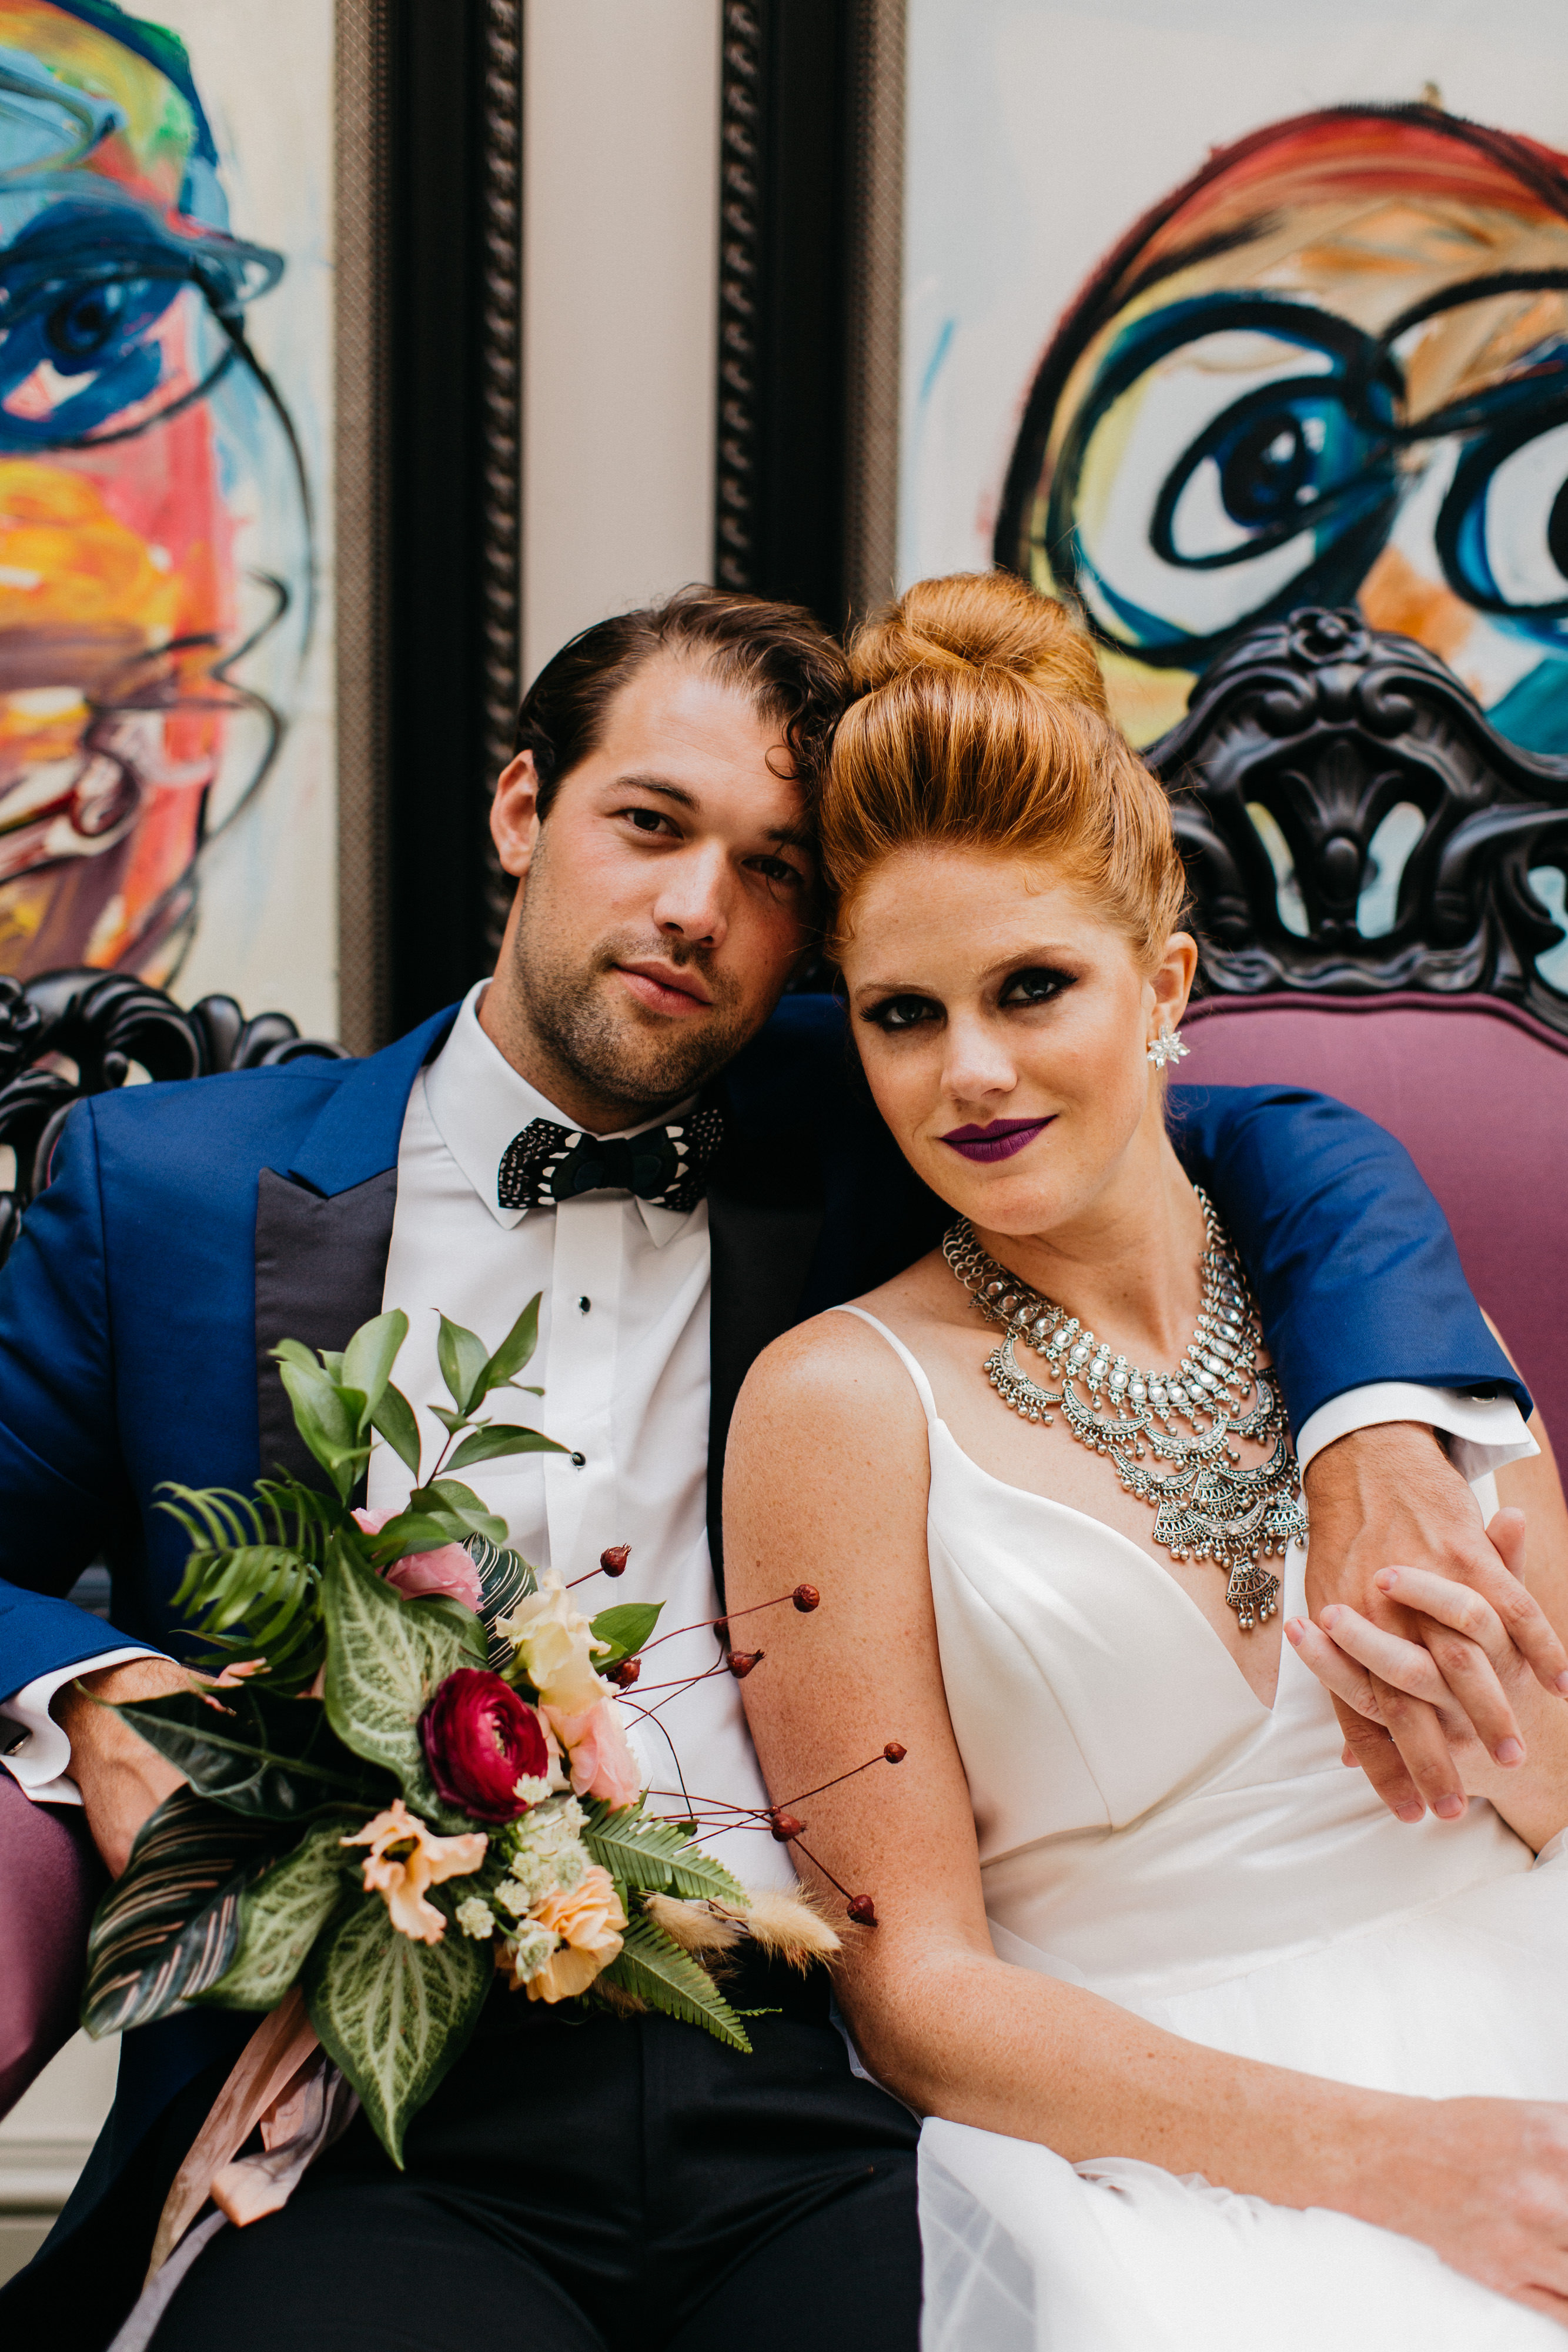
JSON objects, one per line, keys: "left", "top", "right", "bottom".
{"left": 724, "top": 572, "right": 1568, "bottom": 2346}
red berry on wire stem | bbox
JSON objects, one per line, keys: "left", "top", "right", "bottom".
{"left": 883, "top": 1742, "right": 907, "bottom": 1763}
{"left": 792, "top": 1584, "right": 821, "bottom": 1612}
{"left": 768, "top": 1810, "right": 806, "bottom": 1842}
{"left": 600, "top": 1545, "right": 630, "bottom": 1576}
{"left": 727, "top": 1649, "right": 764, "bottom": 1679}
{"left": 846, "top": 1895, "right": 878, "bottom": 1927}
{"left": 610, "top": 1656, "right": 641, "bottom": 1689}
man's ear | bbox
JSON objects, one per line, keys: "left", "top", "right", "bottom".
{"left": 491, "top": 750, "right": 542, "bottom": 880}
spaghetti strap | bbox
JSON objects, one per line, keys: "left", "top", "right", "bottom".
{"left": 829, "top": 1303, "right": 942, "bottom": 1428}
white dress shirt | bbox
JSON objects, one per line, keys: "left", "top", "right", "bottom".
{"left": 1, "top": 981, "right": 1536, "bottom": 1810}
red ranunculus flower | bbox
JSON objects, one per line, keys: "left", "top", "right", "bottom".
{"left": 418, "top": 1668, "right": 551, "bottom": 1824}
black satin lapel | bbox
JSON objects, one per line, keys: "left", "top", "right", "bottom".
{"left": 253, "top": 1168, "right": 398, "bottom": 1484}
{"left": 706, "top": 1164, "right": 824, "bottom": 1602}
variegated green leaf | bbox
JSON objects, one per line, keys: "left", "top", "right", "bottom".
{"left": 600, "top": 1916, "right": 751, "bottom": 2053}
{"left": 199, "top": 1812, "right": 361, "bottom": 2012}
{"left": 583, "top": 1798, "right": 750, "bottom": 1907}
{"left": 112, "top": 1686, "right": 383, "bottom": 1821}
{"left": 81, "top": 1789, "right": 283, "bottom": 2037}
{"left": 322, "top": 1532, "right": 484, "bottom": 1790}
{"left": 303, "top": 1889, "right": 490, "bottom": 2165}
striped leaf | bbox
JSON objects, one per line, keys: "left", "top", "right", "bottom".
{"left": 112, "top": 1686, "right": 386, "bottom": 1822}
{"left": 199, "top": 1812, "right": 362, "bottom": 2012}
{"left": 463, "top": 1535, "right": 537, "bottom": 1668}
{"left": 82, "top": 1789, "right": 283, "bottom": 2037}
{"left": 600, "top": 1916, "right": 751, "bottom": 2054}
{"left": 302, "top": 1889, "right": 491, "bottom": 2166}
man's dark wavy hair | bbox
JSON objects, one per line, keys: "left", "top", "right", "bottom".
{"left": 514, "top": 586, "right": 852, "bottom": 820}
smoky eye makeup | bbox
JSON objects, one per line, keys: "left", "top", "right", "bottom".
{"left": 997, "top": 964, "right": 1079, "bottom": 1009}
{"left": 859, "top": 991, "right": 942, "bottom": 1033}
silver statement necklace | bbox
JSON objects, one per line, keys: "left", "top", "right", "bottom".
{"left": 941, "top": 1188, "right": 1307, "bottom": 1630}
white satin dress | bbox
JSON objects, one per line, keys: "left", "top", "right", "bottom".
{"left": 835, "top": 1309, "right": 1568, "bottom": 2351}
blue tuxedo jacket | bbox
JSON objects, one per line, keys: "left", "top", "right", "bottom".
{"left": 0, "top": 993, "right": 1521, "bottom": 2265}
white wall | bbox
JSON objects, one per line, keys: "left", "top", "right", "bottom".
{"left": 523, "top": 0, "right": 721, "bottom": 688}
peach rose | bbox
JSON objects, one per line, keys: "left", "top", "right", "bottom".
{"left": 545, "top": 1697, "right": 643, "bottom": 1809}
{"left": 342, "top": 1798, "right": 488, "bottom": 1943}
{"left": 353, "top": 1506, "right": 483, "bottom": 1611}
{"left": 524, "top": 1864, "right": 627, "bottom": 2002}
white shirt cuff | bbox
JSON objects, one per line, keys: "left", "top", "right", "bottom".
{"left": 1298, "top": 1382, "right": 1539, "bottom": 1485}
{"left": 0, "top": 1647, "right": 164, "bottom": 1806}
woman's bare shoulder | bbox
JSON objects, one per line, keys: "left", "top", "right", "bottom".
{"left": 733, "top": 1252, "right": 950, "bottom": 1436}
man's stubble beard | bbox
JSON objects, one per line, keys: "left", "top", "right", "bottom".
{"left": 509, "top": 907, "right": 761, "bottom": 1124}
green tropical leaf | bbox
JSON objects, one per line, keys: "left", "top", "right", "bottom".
{"left": 587, "top": 1602, "right": 662, "bottom": 1667}
{"left": 275, "top": 1356, "right": 367, "bottom": 1499}
{"left": 303, "top": 1889, "right": 491, "bottom": 2165}
{"left": 199, "top": 1812, "right": 361, "bottom": 2012}
{"left": 342, "top": 1311, "right": 409, "bottom": 1431}
{"left": 463, "top": 1537, "right": 537, "bottom": 1667}
{"left": 600, "top": 1917, "right": 751, "bottom": 2053}
{"left": 477, "top": 1294, "right": 543, "bottom": 1394}
{"left": 371, "top": 1381, "right": 422, "bottom": 1478}
{"left": 111, "top": 1686, "right": 386, "bottom": 1822}
{"left": 436, "top": 1315, "right": 490, "bottom": 1416}
{"left": 81, "top": 1789, "right": 283, "bottom": 2037}
{"left": 444, "top": 1423, "right": 568, "bottom": 1472}
{"left": 160, "top": 1480, "right": 339, "bottom": 1692}
{"left": 322, "top": 1532, "right": 484, "bottom": 1790}
{"left": 581, "top": 1798, "right": 748, "bottom": 1906}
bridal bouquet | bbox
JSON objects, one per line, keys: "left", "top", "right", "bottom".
{"left": 78, "top": 1300, "right": 842, "bottom": 2163}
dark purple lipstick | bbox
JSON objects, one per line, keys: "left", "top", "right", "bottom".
{"left": 939, "top": 1117, "right": 1052, "bottom": 1164}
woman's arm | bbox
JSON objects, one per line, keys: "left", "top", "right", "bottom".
{"left": 724, "top": 1313, "right": 1568, "bottom": 2321}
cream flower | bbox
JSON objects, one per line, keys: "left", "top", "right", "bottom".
{"left": 455, "top": 1896, "right": 497, "bottom": 1940}
{"left": 342, "top": 1798, "right": 488, "bottom": 1944}
{"left": 498, "top": 1570, "right": 609, "bottom": 1711}
{"left": 524, "top": 1865, "right": 627, "bottom": 2003}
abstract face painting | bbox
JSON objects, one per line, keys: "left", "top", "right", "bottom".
{"left": 994, "top": 106, "right": 1568, "bottom": 751}
{"left": 0, "top": 0, "right": 309, "bottom": 981}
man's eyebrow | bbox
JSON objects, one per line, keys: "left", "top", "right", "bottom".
{"left": 612, "top": 774, "right": 698, "bottom": 810}
{"left": 765, "top": 821, "right": 816, "bottom": 857}
{"left": 610, "top": 774, "right": 816, "bottom": 857}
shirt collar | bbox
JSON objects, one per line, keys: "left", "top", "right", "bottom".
{"left": 423, "top": 981, "right": 699, "bottom": 1245}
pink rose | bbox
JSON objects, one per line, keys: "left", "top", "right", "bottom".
{"left": 545, "top": 1696, "right": 643, "bottom": 1809}
{"left": 353, "top": 1506, "right": 483, "bottom": 1611}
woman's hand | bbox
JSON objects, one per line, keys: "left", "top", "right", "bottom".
{"left": 1287, "top": 1509, "right": 1568, "bottom": 1849}
{"left": 1367, "top": 2095, "right": 1568, "bottom": 2321}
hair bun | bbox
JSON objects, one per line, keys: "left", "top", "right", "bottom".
{"left": 849, "top": 571, "right": 1108, "bottom": 717}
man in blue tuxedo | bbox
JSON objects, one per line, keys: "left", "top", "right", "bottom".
{"left": 0, "top": 587, "right": 1556, "bottom": 2350}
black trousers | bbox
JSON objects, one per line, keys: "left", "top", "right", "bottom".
{"left": 151, "top": 1953, "right": 921, "bottom": 2352}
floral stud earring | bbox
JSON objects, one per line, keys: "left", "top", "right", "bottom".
{"left": 1147, "top": 1025, "right": 1188, "bottom": 1071}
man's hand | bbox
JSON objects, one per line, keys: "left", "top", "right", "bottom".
{"left": 1303, "top": 1422, "right": 1568, "bottom": 1823}
{"left": 53, "top": 1655, "right": 190, "bottom": 1876}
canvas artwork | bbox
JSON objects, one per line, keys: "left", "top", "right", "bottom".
{"left": 902, "top": 0, "right": 1568, "bottom": 765}
{"left": 0, "top": 0, "right": 334, "bottom": 1031}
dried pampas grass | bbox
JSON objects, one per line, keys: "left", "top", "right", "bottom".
{"left": 643, "top": 1885, "right": 842, "bottom": 1972}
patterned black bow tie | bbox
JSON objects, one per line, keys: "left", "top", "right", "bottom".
{"left": 497, "top": 1104, "right": 724, "bottom": 1215}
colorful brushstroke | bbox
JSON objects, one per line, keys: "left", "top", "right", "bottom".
{"left": 995, "top": 106, "right": 1568, "bottom": 754}
{"left": 0, "top": 0, "right": 306, "bottom": 978}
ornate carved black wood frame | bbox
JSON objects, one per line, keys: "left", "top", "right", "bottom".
{"left": 0, "top": 974, "right": 345, "bottom": 1268}
{"left": 1148, "top": 609, "right": 1568, "bottom": 1036}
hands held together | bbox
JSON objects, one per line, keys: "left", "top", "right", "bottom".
{"left": 1299, "top": 1421, "right": 1568, "bottom": 1842}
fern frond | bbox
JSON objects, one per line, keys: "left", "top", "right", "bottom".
{"left": 600, "top": 1917, "right": 751, "bottom": 2052}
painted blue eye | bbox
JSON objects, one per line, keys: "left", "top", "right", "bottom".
{"left": 1437, "top": 392, "right": 1568, "bottom": 639}
{"left": 48, "top": 276, "right": 139, "bottom": 361}
{"left": 1047, "top": 296, "right": 1400, "bottom": 667}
